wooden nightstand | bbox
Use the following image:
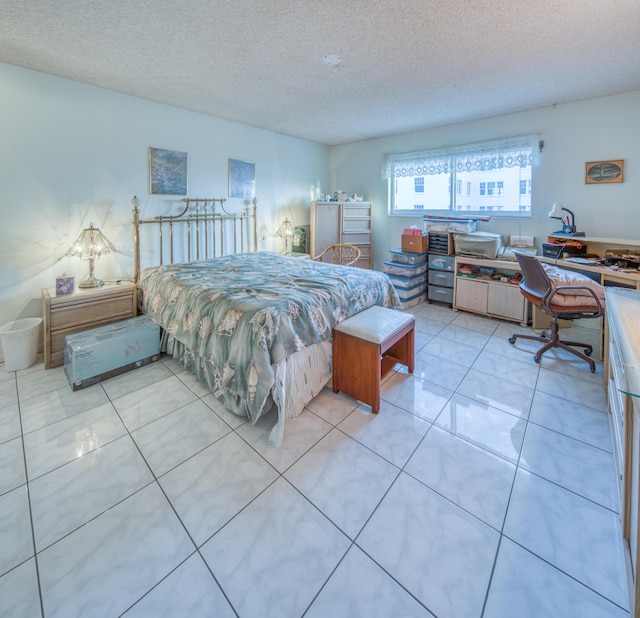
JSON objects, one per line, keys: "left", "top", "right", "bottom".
{"left": 42, "top": 281, "right": 137, "bottom": 368}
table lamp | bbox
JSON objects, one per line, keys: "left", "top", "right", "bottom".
{"left": 66, "top": 222, "right": 115, "bottom": 288}
{"left": 548, "top": 203, "right": 585, "bottom": 237}
{"left": 276, "top": 218, "right": 295, "bottom": 255}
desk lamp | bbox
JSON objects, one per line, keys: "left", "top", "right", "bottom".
{"left": 66, "top": 222, "right": 115, "bottom": 288}
{"left": 548, "top": 203, "right": 585, "bottom": 237}
{"left": 276, "top": 218, "right": 295, "bottom": 255}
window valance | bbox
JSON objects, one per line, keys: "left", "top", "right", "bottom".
{"left": 382, "top": 135, "right": 540, "bottom": 179}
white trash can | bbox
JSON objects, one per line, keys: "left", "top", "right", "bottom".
{"left": 0, "top": 317, "right": 42, "bottom": 372}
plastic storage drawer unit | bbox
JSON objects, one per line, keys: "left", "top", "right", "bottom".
{"left": 428, "top": 270, "right": 455, "bottom": 288}
{"left": 383, "top": 262, "right": 428, "bottom": 277}
{"left": 428, "top": 254, "right": 455, "bottom": 271}
{"left": 389, "top": 249, "right": 428, "bottom": 265}
{"left": 428, "top": 285, "right": 454, "bottom": 305}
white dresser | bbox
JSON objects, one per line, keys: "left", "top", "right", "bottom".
{"left": 310, "top": 201, "right": 372, "bottom": 269}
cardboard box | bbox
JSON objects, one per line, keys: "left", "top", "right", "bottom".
{"left": 64, "top": 316, "right": 160, "bottom": 390}
{"left": 401, "top": 234, "right": 428, "bottom": 253}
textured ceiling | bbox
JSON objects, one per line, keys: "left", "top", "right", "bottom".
{"left": 1, "top": 0, "right": 639, "bottom": 146}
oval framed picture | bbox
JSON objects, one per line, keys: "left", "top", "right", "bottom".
{"left": 585, "top": 160, "right": 624, "bottom": 184}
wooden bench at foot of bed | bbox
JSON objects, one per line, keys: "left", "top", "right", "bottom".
{"left": 332, "top": 306, "right": 415, "bottom": 414}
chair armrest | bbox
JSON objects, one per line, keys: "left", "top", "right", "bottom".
{"left": 544, "top": 285, "right": 604, "bottom": 315}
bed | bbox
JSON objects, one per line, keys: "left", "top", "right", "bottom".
{"left": 132, "top": 196, "right": 399, "bottom": 446}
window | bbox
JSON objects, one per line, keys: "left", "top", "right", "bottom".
{"left": 383, "top": 135, "right": 538, "bottom": 217}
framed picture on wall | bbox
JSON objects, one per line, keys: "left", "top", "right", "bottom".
{"left": 228, "top": 159, "right": 255, "bottom": 198}
{"left": 148, "top": 147, "right": 188, "bottom": 195}
{"left": 585, "top": 160, "right": 624, "bottom": 184}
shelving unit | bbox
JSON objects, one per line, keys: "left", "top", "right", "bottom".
{"left": 452, "top": 257, "right": 528, "bottom": 325}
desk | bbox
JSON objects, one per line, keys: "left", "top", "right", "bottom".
{"left": 539, "top": 256, "right": 640, "bottom": 289}
{"left": 545, "top": 234, "right": 640, "bottom": 288}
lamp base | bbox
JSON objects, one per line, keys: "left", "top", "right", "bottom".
{"left": 552, "top": 229, "right": 586, "bottom": 238}
{"left": 78, "top": 277, "right": 105, "bottom": 289}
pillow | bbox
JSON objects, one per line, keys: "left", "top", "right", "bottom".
{"left": 541, "top": 264, "right": 605, "bottom": 304}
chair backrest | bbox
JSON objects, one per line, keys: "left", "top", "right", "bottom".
{"left": 514, "top": 252, "right": 551, "bottom": 301}
{"left": 317, "top": 243, "right": 361, "bottom": 266}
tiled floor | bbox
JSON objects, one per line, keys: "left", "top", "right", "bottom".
{"left": 0, "top": 302, "right": 630, "bottom": 617}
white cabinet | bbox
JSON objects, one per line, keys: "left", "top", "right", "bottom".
{"left": 455, "top": 277, "right": 489, "bottom": 314}
{"left": 453, "top": 257, "right": 528, "bottom": 325}
{"left": 310, "top": 201, "right": 371, "bottom": 269}
{"left": 605, "top": 288, "right": 640, "bottom": 617}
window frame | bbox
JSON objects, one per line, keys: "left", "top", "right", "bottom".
{"left": 383, "top": 135, "right": 539, "bottom": 218}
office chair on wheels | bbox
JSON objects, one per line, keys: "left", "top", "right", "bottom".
{"left": 508, "top": 253, "right": 604, "bottom": 373}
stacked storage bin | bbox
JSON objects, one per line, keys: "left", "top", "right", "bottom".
{"left": 383, "top": 249, "right": 428, "bottom": 310}
{"left": 427, "top": 233, "right": 455, "bottom": 307}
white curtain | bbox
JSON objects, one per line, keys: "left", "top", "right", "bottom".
{"left": 382, "top": 135, "right": 540, "bottom": 178}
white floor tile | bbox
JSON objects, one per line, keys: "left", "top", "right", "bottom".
{"left": 472, "top": 348, "right": 540, "bottom": 389}
{"left": 485, "top": 537, "right": 628, "bottom": 618}
{"left": 305, "top": 546, "right": 433, "bottom": 617}
{"left": 536, "top": 368, "right": 607, "bottom": 412}
{"left": 529, "top": 390, "right": 612, "bottom": 451}
{"left": 23, "top": 401, "right": 126, "bottom": 479}
{"left": 434, "top": 393, "right": 526, "bottom": 463}
{"left": 0, "top": 437, "right": 26, "bottom": 495}
{"left": 504, "top": 469, "right": 628, "bottom": 609}
{"left": 200, "top": 477, "right": 350, "bottom": 618}
{"left": 437, "top": 323, "right": 492, "bottom": 349}
{"left": 285, "top": 428, "right": 399, "bottom": 538}
{"left": 381, "top": 372, "right": 453, "bottom": 422}
{"left": 30, "top": 434, "right": 154, "bottom": 550}
{"left": 358, "top": 473, "right": 499, "bottom": 618}
{"left": 1, "top": 303, "right": 629, "bottom": 617}
{"left": 406, "top": 426, "right": 516, "bottom": 529}
{"left": 305, "top": 386, "right": 362, "bottom": 425}
{"left": 131, "top": 399, "right": 231, "bottom": 477}
{"left": 338, "top": 400, "right": 430, "bottom": 467}
{"left": 112, "top": 375, "right": 198, "bottom": 431}
{"left": 237, "top": 408, "right": 332, "bottom": 472}
{"left": 0, "top": 559, "right": 41, "bottom": 618}
{"left": 122, "top": 553, "right": 236, "bottom": 617}
{"left": 0, "top": 485, "right": 32, "bottom": 576}
{"left": 412, "top": 350, "right": 470, "bottom": 391}
{"left": 456, "top": 368, "right": 535, "bottom": 418}
{"left": 520, "top": 423, "right": 618, "bottom": 511}
{"left": 159, "top": 432, "right": 278, "bottom": 546}
{"left": 420, "top": 334, "right": 482, "bottom": 366}
{"left": 20, "top": 384, "right": 109, "bottom": 433}
{"left": 38, "top": 482, "right": 194, "bottom": 618}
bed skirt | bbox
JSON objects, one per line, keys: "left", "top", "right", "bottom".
{"left": 163, "top": 333, "right": 332, "bottom": 447}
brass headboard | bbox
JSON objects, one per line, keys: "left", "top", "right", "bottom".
{"left": 132, "top": 195, "right": 258, "bottom": 282}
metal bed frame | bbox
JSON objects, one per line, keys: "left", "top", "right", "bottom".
{"left": 131, "top": 195, "right": 258, "bottom": 281}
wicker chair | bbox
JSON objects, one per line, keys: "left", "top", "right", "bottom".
{"left": 313, "top": 243, "right": 361, "bottom": 266}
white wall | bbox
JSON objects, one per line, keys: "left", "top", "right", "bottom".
{"left": 331, "top": 91, "right": 640, "bottom": 270}
{"left": 2, "top": 60, "right": 638, "bottom": 364}
{"left": 0, "top": 63, "right": 330, "bottom": 351}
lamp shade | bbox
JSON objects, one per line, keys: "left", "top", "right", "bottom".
{"left": 66, "top": 223, "right": 115, "bottom": 260}
{"left": 548, "top": 203, "right": 564, "bottom": 219}
{"left": 275, "top": 218, "right": 295, "bottom": 254}
{"left": 66, "top": 223, "right": 115, "bottom": 288}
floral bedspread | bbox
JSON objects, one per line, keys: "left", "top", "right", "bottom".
{"left": 139, "top": 252, "right": 399, "bottom": 425}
